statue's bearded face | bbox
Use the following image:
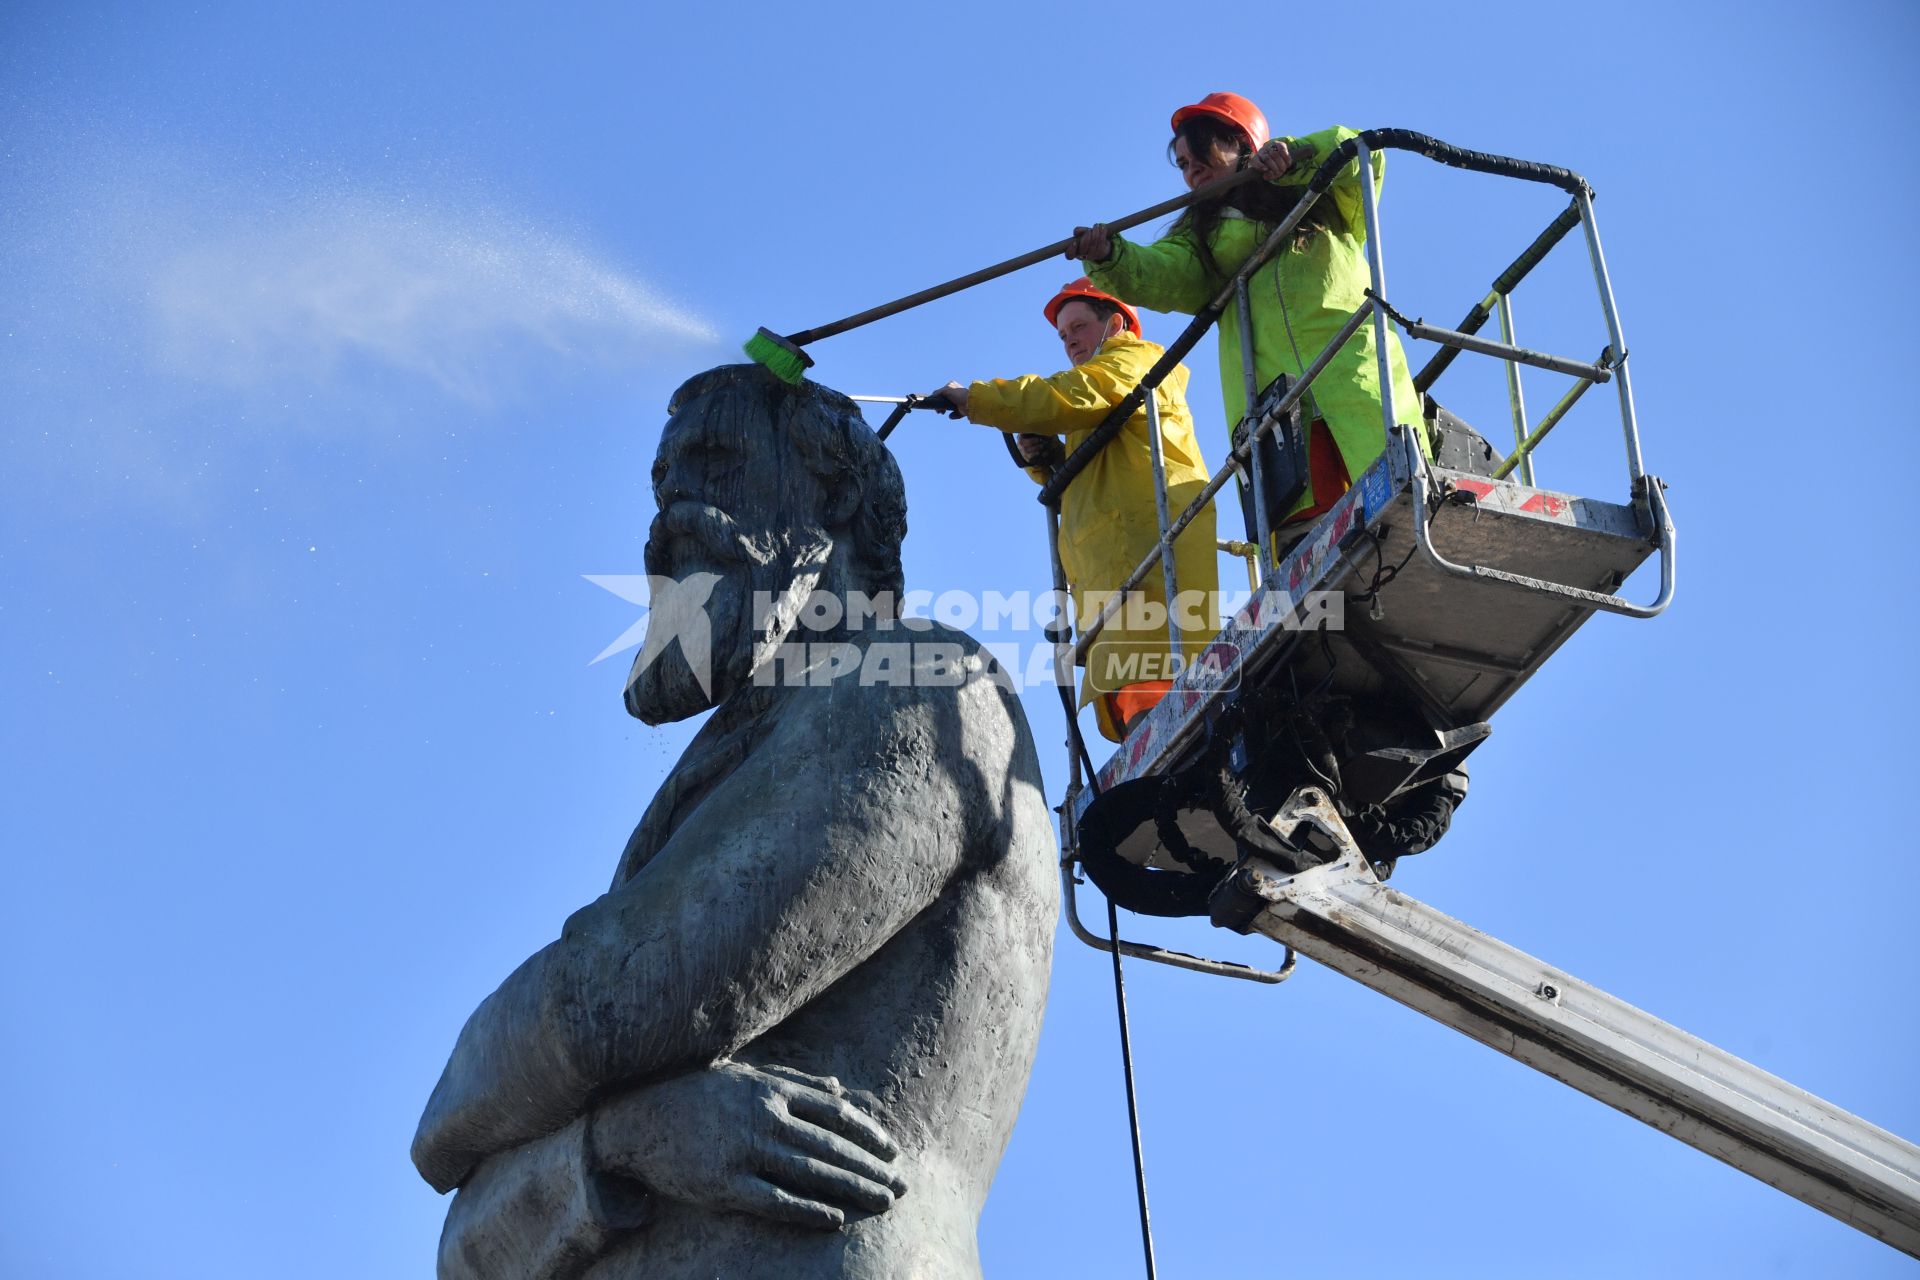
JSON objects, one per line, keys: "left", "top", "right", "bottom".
{"left": 626, "top": 387, "right": 832, "bottom": 724}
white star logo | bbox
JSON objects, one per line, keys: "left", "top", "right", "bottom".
{"left": 584, "top": 572, "right": 724, "bottom": 697}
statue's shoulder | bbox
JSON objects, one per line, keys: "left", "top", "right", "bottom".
{"left": 850, "top": 619, "right": 1033, "bottom": 730}
{"left": 752, "top": 619, "right": 1043, "bottom": 791}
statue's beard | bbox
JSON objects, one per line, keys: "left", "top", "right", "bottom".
{"left": 626, "top": 501, "right": 832, "bottom": 725}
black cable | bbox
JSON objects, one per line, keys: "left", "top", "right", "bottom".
{"left": 1307, "top": 625, "right": 1341, "bottom": 701}
{"left": 1350, "top": 527, "right": 1418, "bottom": 608}
{"left": 1339, "top": 127, "right": 1593, "bottom": 199}
{"left": 1054, "top": 681, "right": 1156, "bottom": 1280}
{"left": 1351, "top": 526, "right": 1388, "bottom": 603}
{"left": 1105, "top": 892, "right": 1157, "bottom": 1280}
{"left": 1153, "top": 798, "right": 1210, "bottom": 872}
{"left": 1414, "top": 202, "right": 1582, "bottom": 395}
{"left": 1058, "top": 683, "right": 1102, "bottom": 792}
{"left": 1286, "top": 667, "right": 1340, "bottom": 794}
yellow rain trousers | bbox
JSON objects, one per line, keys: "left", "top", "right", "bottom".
{"left": 1088, "top": 125, "right": 1424, "bottom": 519}
{"left": 966, "top": 330, "right": 1220, "bottom": 741}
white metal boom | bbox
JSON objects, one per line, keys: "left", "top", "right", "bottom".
{"left": 1208, "top": 787, "right": 1920, "bottom": 1257}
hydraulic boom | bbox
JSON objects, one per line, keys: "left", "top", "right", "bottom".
{"left": 1208, "top": 787, "right": 1920, "bottom": 1256}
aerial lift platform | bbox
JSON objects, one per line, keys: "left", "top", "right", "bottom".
{"left": 1028, "top": 130, "right": 1918, "bottom": 1259}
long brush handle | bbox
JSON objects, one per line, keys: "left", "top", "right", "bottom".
{"left": 785, "top": 168, "right": 1261, "bottom": 347}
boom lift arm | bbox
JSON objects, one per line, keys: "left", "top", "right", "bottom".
{"left": 1209, "top": 786, "right": 1920, "bottom": 1256}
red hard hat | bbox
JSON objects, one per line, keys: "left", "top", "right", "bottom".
{"left": 1170, "top": 91, "right": 1270, "bottom": 152}
{"left": 1044, "top": 278, "right": 1141, "bottom": 335}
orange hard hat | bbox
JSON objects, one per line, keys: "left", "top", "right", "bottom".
{"left": 1170, "top": 91, "right": 1270, "bottom": 152}
{"left": 1044, "top": 278, "right": 1141, "bottom": 335}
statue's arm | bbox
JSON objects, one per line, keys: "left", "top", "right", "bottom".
{"left": 434, "top": 1116, "right": 626, "bottom": 1280}
{"left": 413, "top": 678, "right": 993, "bottom": 1192}
{"left": 435, "top": 1063, "right": 907, "bottom": 1279}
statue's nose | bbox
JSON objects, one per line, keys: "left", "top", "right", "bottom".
{"left": 653, "top": 466, "right": 698, "bottom": 510}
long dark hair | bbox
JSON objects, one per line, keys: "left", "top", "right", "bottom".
{"left": 1166, "top": 116, "right": 1341, "bottom": 284}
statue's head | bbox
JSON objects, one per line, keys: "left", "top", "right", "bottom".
{"left": 626, "top": 364, "right": 908, "bottom": 725}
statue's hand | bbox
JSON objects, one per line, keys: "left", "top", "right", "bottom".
{"left": 590, "top": 1062, "right": 908, "bottom": 1231}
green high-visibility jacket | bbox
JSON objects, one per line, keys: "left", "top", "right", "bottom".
{"left": 1088, "top": 125, "right": 1423, "bottom": 515}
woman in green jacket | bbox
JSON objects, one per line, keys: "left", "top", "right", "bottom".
{"left": 1074, "top": 92, "right": 1422, "bottom": 533}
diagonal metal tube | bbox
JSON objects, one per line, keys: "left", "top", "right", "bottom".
{"left": 1216, "top": 789, "right": 1920, "bottom": 1258}
{"left": 1071, "top": 303, "right": 1370, "bottom": 666}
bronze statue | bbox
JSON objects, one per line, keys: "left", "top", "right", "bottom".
{"left": 412, "top": 365, "right": 1058, "bottom": 1278}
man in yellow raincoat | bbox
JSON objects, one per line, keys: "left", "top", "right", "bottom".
{"left": 931, "top": 280, "right": 1218, "bottom": 742}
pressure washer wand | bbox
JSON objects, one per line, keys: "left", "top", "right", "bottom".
{"left": 853, "top": 394, "right": 1052, "bottom": 479}
{"left": 747, "top": 168, "right": 1263, "bottom": 382}
{"left": 851, "top": 394, "right": 948, "bottom": 442}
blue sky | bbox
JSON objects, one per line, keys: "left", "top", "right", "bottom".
{"left": 3, "top": 2, "right": 1916, "bottom": 1276}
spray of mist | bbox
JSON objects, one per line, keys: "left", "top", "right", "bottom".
{"left": 4, "top": 143, "right": 720, "bottom": 411}
{"left": 0, "top": 144, "right": 722, "bottom": 512}
{"left": 147, "top": 195, "right": 719, "bottom": 402}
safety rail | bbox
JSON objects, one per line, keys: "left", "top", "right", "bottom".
{"left": 1061, "top": 871, "right": 1296, "bottom": 984}
{"left": 1067, "top": 300, "right": 1371, "bottom": 669}
{"left": 1041, "top": 128, "right": 1669, "bottom": 695}
{"left": 1352, "top": 140, "right": 1673, "bottom": 620}
{"left": 1038, "top": 127, "right": 1675, "bottom": 978}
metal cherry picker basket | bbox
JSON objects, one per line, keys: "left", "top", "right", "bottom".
{"left": 1038, "top": 130, "right": 1675, "bottom": 982}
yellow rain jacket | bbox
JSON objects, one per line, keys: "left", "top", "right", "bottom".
{"left": 1089, "top": 125, "right": 1424, "bottom": 518}
{"left": 967, "top": 330, "right": 1219, "bottom": 741}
